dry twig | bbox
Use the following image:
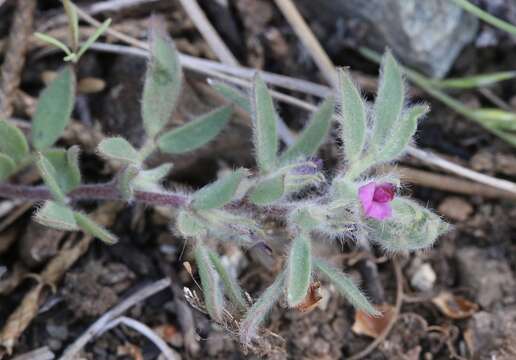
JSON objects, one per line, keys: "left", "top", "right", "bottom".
{"left": 60, "top": 278, "right": 172, "bottom": 360}
{"left": 101, "top": 316, "right": 179, "bottom": 360}
{"left": 273, "top": 0, "right": 337, "bottom": 87}
{"left": 0, "top": 203, "right": 121, "bottom": 355}
{"left": 178, "top": 0, "right": 239, "bottom": 66}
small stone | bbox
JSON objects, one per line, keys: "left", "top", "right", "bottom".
{"left": 206, "top": 332, "right": 224, "bottom": 356}
{"left": 410, "top": 263, "right": 436, "bottom": 292}
{"left": 46, "top": 323, "right": 68, "bottom": 340}
{"left": 438, "top": 197, "right": 473, "bottom": 222}
{"left": 457, "top": 247, "right": 516, "bottom": 308}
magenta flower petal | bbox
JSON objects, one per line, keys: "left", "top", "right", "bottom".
{"left": 358, "top": 182, "right": 376, "bottom": 212}
{"left": 366, "top": 202, "right": 392, "bottom": 220}
{"left": 372, "top": 183, "right": 395, "bottom": 203}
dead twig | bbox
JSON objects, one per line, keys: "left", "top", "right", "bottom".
{"left": 274, "top": 0, "right": 337, "bottom": 87}
{"left": 59, "top": 278, "right": 172, "bottom": 360}
{"left": 348, "top": 258, "right": 404, "bottom": 360}
{"left": 178, "top": 0, "right": 238, "bottom": 66}
{"left": 0, "top": 203, "right": 120, "bottom": 355}
{"left": 101, "top": 316, "right": 179, "bottom": 360}
{"left": 393, "top": 165, "right": 516, "bottom": 200}
{"left": 0, "top": 0, "right": 36, "bottom": 118}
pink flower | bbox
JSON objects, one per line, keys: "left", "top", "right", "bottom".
{"left": 358, "top": 182, "right": 396, "bottom": 220}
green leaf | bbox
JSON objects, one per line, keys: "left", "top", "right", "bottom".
{"left": 314, "top": 258, "right": 380, "bottom": 316}
{"left": 195, "top": 243, "right": 224, "bottom": 322}
{"left": 32, "top": 66, "right": 76, "bottom": 150}
{"left": 34, "top": 32, "right": 73, "bottom": 57}
{"left": 377, "top": 105, "right": 429, "bottom": 163}
{"left": 36, "top": 153, "right": 67, "bottom": 204}
{"left": 430, "top": 71, "right": 516, "bottom": 89}
{"left": 286, "top": 233, "right": 312, "bottom": 307}
{"left": 62, "top": 0, "right": 79, "bottom": 51}
{"left": 176, "top": 210, "right": 206, "bottom": 237}
{"left": 211, "top": 82, "right": 251, "bottom": 112}
{"left": 97, "top": 137, "right": 141, "bottom": 165}
{"left": 280, "top": 96, "right": 335, "bottom": 163}
{"left": 73, "top": 212, "right": 118, "bottom": 244}
{"left": 0, "top": 153, "right": 16, "bottom": 181}
{"left": 76, "top": 18, "right": 112, "bottom": 60}
{"left": 0, "top": 121, "right": 29, "bottom": 163}
{"left": 338, "top": 69, "right": 367, "bottom": 162}
{"left": 252, "top": 74, "right": 278, "bottom": 173}
{"left": 157, "top": 106, "right": 232, "bottom": 154}
{"left": 470, "top": 108, "right": 516, "bottom": 131}
{"left": 208, "top": 250, "right": 248, "bottom": 311}
{"left": 240, "top": 270, "right": 286, "bottom": 345}
{"left": 142, "top": 25, "right": 182, "bottom": 137}
{"left": 132, "top": 163, "right": 173, "bottom": 191}
{"left": 248, "top": 175, "right": 285, "bottom": 205}
{"left": 43, "top": 148, "right": 81, "bottom": 193}
{"left": 372, "top": 51, "right": 404, "bottom": 148}
{"left": 368, "top": 198, "right": 449, "bottom": 252}
{"left": 118, "top": 165, "right": 139, "bottom": 200}
{"left": 34, "top": 201, "right": 78, "bottom": 231}
{"left": 192, "top": 168, "right": 247, "bottom": 210}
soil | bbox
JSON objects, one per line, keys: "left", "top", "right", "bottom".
{"left": 0, "top": 1, "right": 515, "bottom": 359}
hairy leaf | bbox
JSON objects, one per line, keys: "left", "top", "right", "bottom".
{"left": 158, "top": 106, "right": 232, "bottom": 154}
{"left": 248, "top": 175, "right": 285, "bottom": 205}
{"left": 286, "top": 233, "right": 312, "bottom": 307}
{"left": 132, "top": 163, "right": 173, "bottom": 191}
{"left": 44, "top": 148, "right": 81, "bottom": 193}
{"left": 32, "top": 66, "right": 76, "bottom": 150}
{"left": 252, "top": 74, "right": 278, "bottom": 173}
{"left": 281, "top": 96, "right": 335, "bottom": 163}
{"left": 377, "top": 105, "right": 428, "bottom": 163}
{"left": 0, "top": 153, "right": 16, "bottom": 181}
{"left": 34, "top": 201, "right": 78, "bottom": 231}
{"left": 142, "top": 24, "right": 182, "bottom": 137}
{"left": 97, "top": 137, "right": 141, "bottom": 165}
{"left": 192, "top": 168, "right": 247, "bottom": 210}
{"left": 314, "top": 258, "right": 380, "bottom": 316}
{"left": 338, "top": 69, "right": 366, "bottom": 162}
{"left": 208, "top": 250, "right": 248, "bottom": 311}
{"left": 118, "top": 165, "right": 139, "bottom": 200}
{"left": 372, "top": 51, "right": 404, "bottom": 148}
{"left": 36, "top": 153, "right": 67, "bottom": 204}
{"left": 240, "top": 271, "right": 286, "bottom": 345}
{"left": 0, "top": 121, "right": 29, "bottom": 163}
{"left": 211, "top": 82, "right": 251, "bottom": 112}
{"left": 195, "top": 243, "right": 224, "bottom": 322}
{"left": 176, "top": 210, "right": 206, "bottom": 237}
{"left": 369, "top": 198, "right": 449, "bottom": 252}
{"left": 74, "top": 212, "right": 118, "bottom": 244}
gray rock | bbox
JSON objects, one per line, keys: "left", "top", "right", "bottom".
{"left": 297, "top": 0, "right": 478, "bottom": 77}
{"left": 456, "top": 247, "right": 516, "bottom": 308}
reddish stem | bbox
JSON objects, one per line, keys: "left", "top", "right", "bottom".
{"left": 0, "top": 182, "right": 188, "bottom": 207}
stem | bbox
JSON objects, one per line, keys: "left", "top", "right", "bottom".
{"left": 0, "top": 182, "right": 188, "bottom": 207}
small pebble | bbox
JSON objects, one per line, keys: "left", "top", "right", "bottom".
{"left": 410, "top": 263, "right": 436, "bottom": 292}
{"left": 438, "top": 196, "right": 473, "bottom": 222}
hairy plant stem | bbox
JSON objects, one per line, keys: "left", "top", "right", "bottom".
{"left": 0, "top": 182, "right": 188, "bottom": 207}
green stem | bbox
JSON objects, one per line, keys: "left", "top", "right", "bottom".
{"left": 451, "top": 0, "right": 516, "bottom": 36}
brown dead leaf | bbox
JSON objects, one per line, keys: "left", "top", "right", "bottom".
{"left": 432, "top": 292, "right": 479, "bottom": 319}
{"left": 295, "top": 281, "right": 322, "bottom": 313}
{"left": 117, "top": 342, "right": 143, "bottom": 360}
{"left": 0, "top": 283, "right": 44, "bottom": 354}
{"left": 352, "top": 303, "right": 395, "bottom": 338}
